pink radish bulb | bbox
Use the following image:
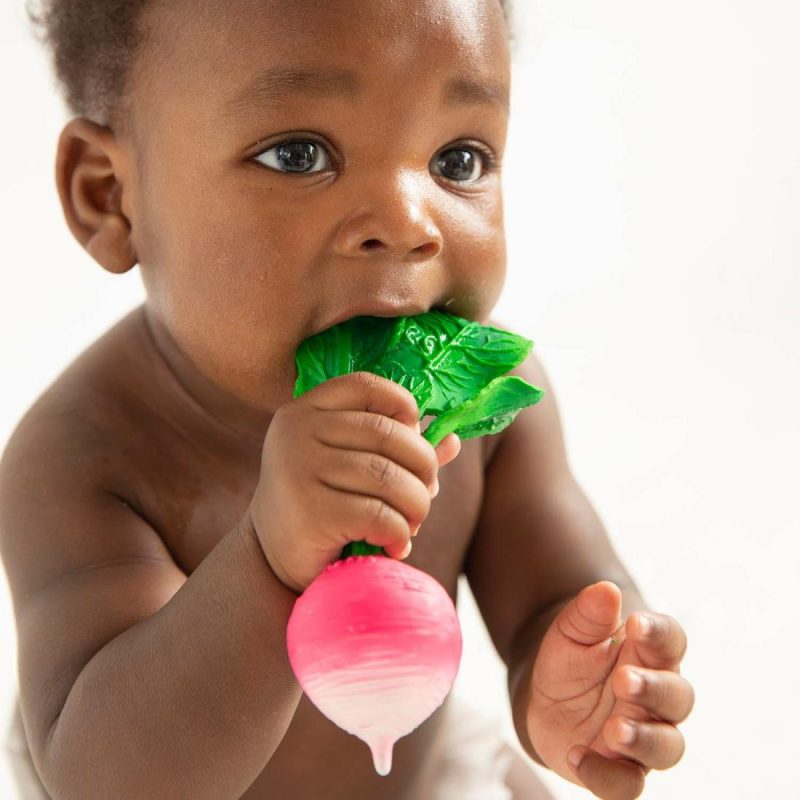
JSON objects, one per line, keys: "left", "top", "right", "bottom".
{"left": 286, "top": 555, "right": 462, "bottom": 776}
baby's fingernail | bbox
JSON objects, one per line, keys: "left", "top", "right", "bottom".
{"left": 431, "top": 478, "right": 439, "bottom": 498}
{"left": 618, "top": 720, "right": 637, "bottom": 745}
{"left": 410, "top": 524, "right": 420, "bottom": 537}
{"left": 640, "top": 614, "right": 655, "bottom": 637}
{"left": 627, "top": 670, "right": 645, "bottom": 695}
{"left": 415, "top": 421, "right": 421, "bottom": 434}
{"left": 566, "top": 748, "right": 584, "bottom": 770}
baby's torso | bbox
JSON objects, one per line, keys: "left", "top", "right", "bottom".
{"left": 21, "top": 305, "right": 499, "bottom": 800}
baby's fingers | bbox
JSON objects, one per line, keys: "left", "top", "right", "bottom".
{"left": 567, "top": 746, "right": 645, "bottom": 800}
{"left": 627, "top": 612, "right": 687, "bottom": 670}
{"left": 613, "top": 666, "right": 695, "bottom": 723}
{"left": 434, "top": 433, "right": 461, "bottom": 467}
{"left": 603, "top": 716, "right": 686, "bottom": 771}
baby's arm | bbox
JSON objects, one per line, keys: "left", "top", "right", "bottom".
{"left": 465, "top": 344, "right": 692, "bottom": 797}
{"left": 0, "top": 371, "right": 449, "bottom": 800}
{"left": 0, "top": 407, "right": 301, "bottom": 799}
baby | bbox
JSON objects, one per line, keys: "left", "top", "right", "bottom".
{"left": 0, "top": 1, "right": 695, "bottom": 798}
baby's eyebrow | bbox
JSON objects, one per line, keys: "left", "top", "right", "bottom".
{"left": 225, "top": 66, "right": 359, "bottom": 115}
{"left": 446, "top": 74, "right": 509, "bottom": 113}
{"left": 222, "top": 64, "right": 509, "bottom": 116}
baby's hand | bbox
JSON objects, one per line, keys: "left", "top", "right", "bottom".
{"left": 247, "top": 371, "right": 460, "bottom": 593}
{"left": 526, "top": 582, "right": 694, "bottom": 799}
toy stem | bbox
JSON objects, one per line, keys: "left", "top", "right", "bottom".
{"left": 341, "top": 540, "right": 385, "bottom": 558}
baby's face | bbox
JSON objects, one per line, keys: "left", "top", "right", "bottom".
{"left": 124, "top": 0, "right": 510, "bottom": 413}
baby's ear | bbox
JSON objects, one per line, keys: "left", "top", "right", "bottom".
{"left": 55, "top": 118, "right": 137, "bottom": 274}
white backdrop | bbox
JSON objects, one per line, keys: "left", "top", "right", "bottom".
{"left": 2, "top": 1, "right": 799, "bottom": 797}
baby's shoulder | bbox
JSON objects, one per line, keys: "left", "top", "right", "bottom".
{"left": 0, "top": 306, "right": 185, "bottom": 600}
{"left": 0, "top": 304, "right": 200, "bottom": 572}
{"left": 2, "top": 306, "right": 160, "bottom": 489}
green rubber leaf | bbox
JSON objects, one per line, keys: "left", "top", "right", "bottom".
{"left": 423, "top": 376, "right": 544, "bottom": 448}
{"left": 295, "top": 310, "right": 536, "bottom": 416}
{"left": 293, "top": 316, "right": 400, "bottom": 398}
{"left": 399, "top": 311, "right": 534, "bottom": 415}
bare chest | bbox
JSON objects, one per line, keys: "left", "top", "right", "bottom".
{"left": 123, "top": 425, "right": 489, "bottom": 798}
{"left": 133, "top": 421, "right": 487, "bottom": 589}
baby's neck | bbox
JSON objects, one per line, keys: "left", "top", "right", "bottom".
{"left": 137, "top": 304, "right": 274, "bottom": 456}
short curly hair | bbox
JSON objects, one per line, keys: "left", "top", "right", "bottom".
{"left": 26, "top": 0, "right": 516, "bottom": 133}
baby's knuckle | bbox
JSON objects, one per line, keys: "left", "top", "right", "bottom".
{"left": 366, "top": 372, "right": 409, "bottom": 409}
{"left": 650, "top": 613, "right": 668, "bottom": 645}
{"left": 385, "top": 379, "right": 419, "bottom": 419}
{"left": 410, "top": 488, "right": 432, "bottom": 526}
{"left": 638, "top": 725, "right": 657, "bottom": 758}
{"left": 367, "top": 453, "right": 395, "bottom": 486}
{"left": 363, "top": 496, "right": 395, "bottom": 534}
{"left": 290, "top": 390, "right": 319, "bottom": 419}
{"left": 400, "top": 389, "right": 420, "bottom": 419}
{"left": 651, "top": 674, "right": 668, "bottom": 708}
{"left": 352, "top": 370, "right": 381, "bottom": 390}
{"left": 660, "top": 614, "right": 683, "bottom": 648}
{"left": 369, "top": 412, "right": 396, "bottom": 445}
{"left": 421, "top": 444, "right": 439, "bottom": 484}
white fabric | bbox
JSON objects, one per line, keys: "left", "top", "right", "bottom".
{"left": 429, "top": 697, "right": 514, "bottom": 800}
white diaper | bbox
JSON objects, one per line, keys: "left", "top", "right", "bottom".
{"left": 428, "top": 696, "right": 515, "bottom": 800}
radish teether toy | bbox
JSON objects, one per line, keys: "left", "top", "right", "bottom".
{"left": 287, "top": 311, "right": 544, "bottom": 775}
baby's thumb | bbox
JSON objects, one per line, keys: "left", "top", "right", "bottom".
{"left": 556, "top": 581, "right": 622, "bottom": 646}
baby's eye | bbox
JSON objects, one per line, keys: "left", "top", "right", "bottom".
{"left": 431, "top": 146, "right": 492, "bottom": 184}
{"left": 254, "top": 140, "right": 331, "bottom": 174}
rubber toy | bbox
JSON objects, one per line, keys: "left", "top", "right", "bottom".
{"left": 287, "top": 310, "right": 544, "bottom": 775}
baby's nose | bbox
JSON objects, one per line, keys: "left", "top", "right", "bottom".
{"left": 333, "top": 172, "right": 443, "bottom": 261}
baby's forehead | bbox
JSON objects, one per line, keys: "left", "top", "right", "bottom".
{"left": 121, "top": 0, "right": 510, "bottom": 161}
{"left": 136, "top": 0, "right": 508, "bottom": 101}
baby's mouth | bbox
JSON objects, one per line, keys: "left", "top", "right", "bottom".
{"left": 316, "top": 301, "right": 446, "bottom": 337}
